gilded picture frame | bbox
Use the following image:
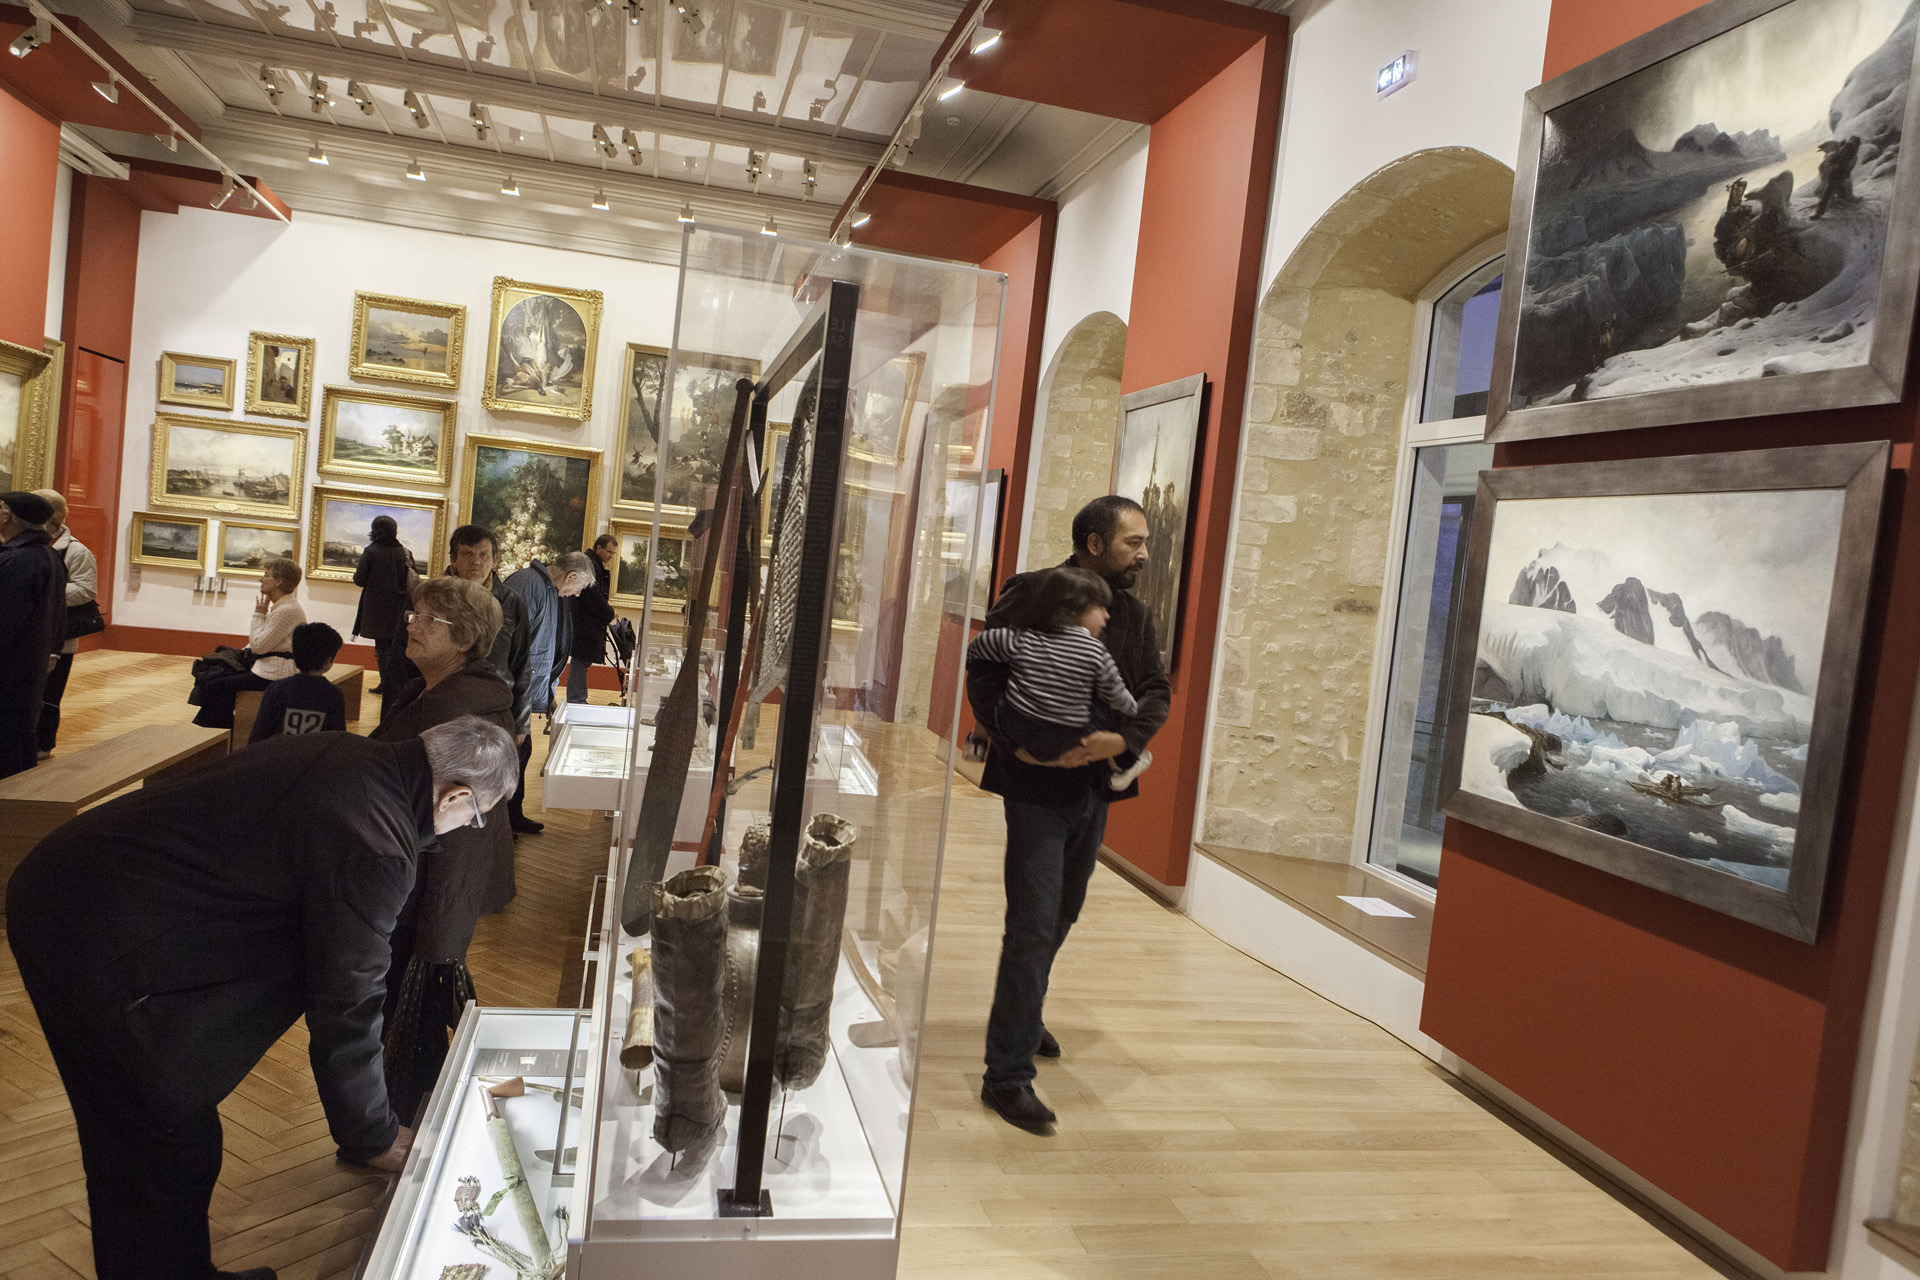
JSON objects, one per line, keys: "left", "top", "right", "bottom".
{"left": 460, "top": 433, "right": 604, "bottom": 568}
{"left": 216, "top": 520, "right": 299, "bottom": 578}
{"left": 149, "top": 413, "right": 306, "bottom": 522}
{"left": 129, "top": 511, "right": 209, "bottom": 571}
{"left": 611, "top": 519, "right": 695, "bottom": 611}
{"left": 318, "top": 385, "right": 456, "bottom": 487}
{"left": 482, "top": 277, "right": 603, "bottom": 421}
{"left": 614, "top": 342, "right": 762, "bottom": 516}
{"left": 307, "top": 485, "right": 445, "bottom": 584}
{"left": 20, "top": 338, "right": 63, "bottom": 491}
{"left": 0, "top": 338, "right": 57, "bottom": 492}
{"left": 759, "top": 420, "right": 790, "bottom": 550}
{"left": 158, "top": 351, "right": 236, "bottom": 411}
{"left": 848, "top": 351, "right": 925, "bottom": 467}
{"left": 245, "top": 332, "right": 316, "bottom": 419}
{"left": 349, "top": 291, "right": 467, "bottom": 392}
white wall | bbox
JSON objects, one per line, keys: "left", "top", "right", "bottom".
{"left": 117, "top": 207, "right": 681, "bottom": 645}
{"left": 45, "top": 163, "right": 70, "bottom": 337}
{"left": 1259, "top": 0, "right": 1550, "bottom": 291}
{"left": 1037, "top": 127, "right": 1147, "bottom": 376}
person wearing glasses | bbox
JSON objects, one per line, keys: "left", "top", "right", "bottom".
{"left": 368, "top": 575, "right": 517, "bottom": 1122}
{"left": 6, "top": 715, "right": 519, "bottom": 1280}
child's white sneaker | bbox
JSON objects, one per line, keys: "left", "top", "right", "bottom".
{"left": 1109, "top": 749, "right": 1152, "bottom": 790}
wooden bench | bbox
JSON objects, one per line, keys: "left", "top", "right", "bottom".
{"left": 232, "top": 662, "right": 365, "bottom": 747}
{"left": 0, "top": 722, "right": 231, "bottom": 908}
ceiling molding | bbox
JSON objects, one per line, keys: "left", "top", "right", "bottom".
{"left": 789, "top": 0, "right": 959, "bottom": 41}
{"left": 127, "top": 12, "right": 891, "bottom": 166}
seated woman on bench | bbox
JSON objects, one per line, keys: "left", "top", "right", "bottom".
{"left": 190, "top": 557, "right": 307, "bottom": 730}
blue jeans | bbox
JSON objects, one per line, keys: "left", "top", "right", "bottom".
{"left": 983, "top": 790, "right": 1107, "bottom": 1085}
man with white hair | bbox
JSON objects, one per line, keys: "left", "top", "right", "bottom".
{"left": 6, "top": 716, "right": 518, "bottom": 1280}
{"left": 500, "top": 549, "right": 596, "bottom": 833}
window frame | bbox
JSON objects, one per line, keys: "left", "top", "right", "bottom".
{"left": 1346, "top": 234, "right": 1508, "bottom": 898}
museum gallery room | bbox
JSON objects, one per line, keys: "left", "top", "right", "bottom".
{"left": 15, "top": 0, "right": 1920, "bottom": 1276}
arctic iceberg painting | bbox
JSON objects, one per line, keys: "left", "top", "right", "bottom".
{"left": 1439, "top": 443, "right": 1888, "bottom": 942}
{"left": 1489, "top": 0, "right": 1920, "bottom": 441}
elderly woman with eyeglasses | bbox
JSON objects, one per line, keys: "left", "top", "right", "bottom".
{"left": 369, "top": 574, "right": 518, "bottom": 1121}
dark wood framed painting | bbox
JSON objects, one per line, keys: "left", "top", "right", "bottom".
{"left": 1487, "top": 0, "right": 1920, "bottom": 442}
{"left": 1437, "top": 441, "right": 1889, "bottom": 942}
{"left": 1112, "top": 373, "right": 1207, "bottom": 671}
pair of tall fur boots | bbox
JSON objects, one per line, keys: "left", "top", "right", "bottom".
{"left": 646, "top": 813, "right": 857, "bottom": 1158}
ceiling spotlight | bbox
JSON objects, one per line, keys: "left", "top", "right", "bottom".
{"left": 745, "top": 150, "right": 764, "bottom": 184}
{"left": 935, "top": 77, "right": 964, "bottom": 102}
{"left": 307, "top": 142, "right": 329, "bottom": 165}
{"left": 625, "top": 0, "right": 641, "bottom": 21}
{"left": 260, "top": 65, "right": 283, "bottom": 105}
{"left": 592, "top": 123, "right": 617, "bottom": 158}
{"left": 405, "top": 158, "right": 425, "bottom": 180}
{"left": 622, "top": 128, "right": 642, "bottom": 163}
{"left": 970, "top": 26, "right": 1001, "bottom": 53}
{"left": 802, "top": 159, "right": 817, "bottom": 195}
{"left": 309, "top": 75, "right": 331, "bottom": 113}
{"left": 500, "top": 174, "right": 519, "bottom": 195}
{"left": 8, "top": 8, "right": 48, "bottom": 58}
{"left": 760, "top": 216, "right": 778, "bottom": 237}
{"left": 470, "top": 101, "right": 490, "bottom": 140}
{"left": 677, "top": 201, "right": 694, "bottom": 223}
{"left": 851, "top": 209, "right": 870, "bottom": 228}
{"left": 404, "top": 89, "right": 428, "bottom": 127}
{"left": 92, "top": 77, "right": 118, "bottom": 104}
{"left": 346, "top": 80, "right": 374, "bottom": 114}
{"left": 591, "top": 189, "right": 609, "bottom": 210}
{"left": 211, "top": 174, "right": 236, "bottom": 210}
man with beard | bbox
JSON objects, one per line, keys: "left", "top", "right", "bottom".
{"left": 965, "top": 495, "right": 1171, "bottom": 1132}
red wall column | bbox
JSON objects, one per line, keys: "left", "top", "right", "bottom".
{"left": 0, "top": 80, "right": 58, "bottom": 349}
{"left": 1107, "top": 35, "right": 1287, "bottom": 886}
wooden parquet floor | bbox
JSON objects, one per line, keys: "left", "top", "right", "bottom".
{"left": 0, "top": 651, "right": 1726, "bottom": 1280}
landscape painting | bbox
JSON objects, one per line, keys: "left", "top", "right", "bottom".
{"left": 848, "top": 351, "right": 924, "bottom": 466}
{"left": 246, "top": 333, "right": 314, "bottom": 419}
{"left": 611, "top": 521, "right": 693, "bottom": 609}
{"left": 463, "top": 434, "right": 602, "bottom": 570}
{"left": 1439, "top": 444, "right": 1888, "bottom": 941}
{"left": 150, "top": 415, "right": 306, "bottom": 522}
{"left": 130, "top": 512, "right": 207, "bottom": 569}
{"left": 319, "top": 386, "right": 455, "bottom": 485}
{"left": 217, "top": 521, "right": 297, "bottom": 576}
{"left": 350, "top": 292, "right": 465, "bottom": 391}
{"left": 1113, "top": 374, "right": 1206, "bottom": 670}
{"left": 1497, "top": 0, "right": 1920, "bottom": 436}
{"left": 307, "top": 487, "right": 444, "bottom": 583}
{"left": 615, "top": 343, "right": 760, "bottom": 515}
{"left": 159, "top": 352, "right": 236, "bottom": 411}
{"left": 482, "top": 278, "right": 603, "bottom": 420}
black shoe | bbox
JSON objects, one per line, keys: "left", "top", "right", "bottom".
{"left": 1037, "top": 1026, "right": 1061, "bottom": 1058}
{"left": 980, "top": 1080, "right": 1055, "bottom": 1133}
{"left": 510, "top": 816, "right": 545, "bottom": 834}
{"left": 369, "top": 684, "right": 385, "bottom": 695}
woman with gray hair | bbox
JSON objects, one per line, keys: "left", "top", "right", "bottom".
{"left": 370, "top": 575, "right": 519, "bottom": 1121}
{"left": 190, "top": 556, "right": 307, "bottom": 729}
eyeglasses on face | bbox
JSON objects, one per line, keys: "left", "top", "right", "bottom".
{"left": 405, "top": 610, "right": 453, "bottom": 628}
{"left": 467, "top": 791, "right": 485, "bottom": 828}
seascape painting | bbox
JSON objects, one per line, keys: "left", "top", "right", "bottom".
{"left": 151, "top": 416, "right": 305, "bottom": 521}
{"left": 1509, "top": 0, "right": 1918, "bottom": 412}
{"left": 465, "top": 435, "right": 601, "bottom": 569}
{"left": 351, "top": 293, "right": 465, "bottom": 390}
{"left": 1113, "top": 375, "right": 1206, "bottom": 670}
{"left": 848, "top": 352, "right": 924, "bottom": 466}
{"left": 484, "top": 279, "right": 602, "bottom": 420}
{"left": 320, "top": 387, "right": 453, "bottom": 485}
{"left": 218, "top": 522, "right": 297, "bottom": 576}
{"left": 160, "top": 353, "right": 235, "bottom": 410}
{"left": 132, "top": 513, "right": 206, "bottom": 568}
{"left": 311, "top": 489, "right": 440, "bottom": 581}
{"left": 616, "top": 344, "right": 759, "bottom": 513}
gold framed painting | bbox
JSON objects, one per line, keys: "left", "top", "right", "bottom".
{"left": 149, "top": 413, "right": 307, "bottom": 522}
{"left": 215, "top": 520, "right": 298, "bottom": 578}
{"left": 245, "top": 332, "right": 315, "bottom": 419}
{"left": 482, "top": 277, "right": 603, "bottom": 420}
{"left": 307, "top": 485, "right": 445, "bottom": 584}
{"left": 759, "top": 420, "right": 791, "bottom": 549}
{"left": 318, "top": 385, "right": 455, "bottom": 486}
{"left": 460, "top": 433, "right": 603, "bottom": 568}
{"left": 610, "top": 519, "right": 696, "bottom": 611}
{"left": 614, "top": 342, "right": 762, "bottom": 516}
{"left": 349, "top": 291, "right": 466, "bottom": 391}
{"left": 129, "top": 511, "right": 209, "bottom": 570}
{"left": 848, "top": 351, "right": 925, "bottom": 466}
{"left": 18, "top": 338, "right": 63, "bottom": 491}
{"left": 0, "top": 338, "right": 55, "bottom": 492}
{"left": 158, "top": 351, "right": 236, "bottom": 411}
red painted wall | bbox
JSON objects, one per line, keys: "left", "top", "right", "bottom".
{"left": 1107, "top": 35, "right": 1287, "bottom": 887}
{"left": 0, "top": 81, "right": 58, "bottom": 349}
{"left": 1420, "top": 1, "right": 1900, "bottom": 1269}
{"left": 983, "top": 216, "right": 1051, "bottom": 588}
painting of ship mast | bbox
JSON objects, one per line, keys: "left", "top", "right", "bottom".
{"left": 1112, "top": 373, "right": 1207, "bottom": 670}
{"left": 150, "top": 414, "right": 306, "bottom": 522}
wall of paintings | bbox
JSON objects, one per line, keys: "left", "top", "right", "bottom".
{"left": 112, "top": 206, "right": 681, "bottom": 645}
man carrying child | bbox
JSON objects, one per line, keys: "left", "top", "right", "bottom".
{"left": 965, "top": 495, "right": 1171, "bottom": 1132}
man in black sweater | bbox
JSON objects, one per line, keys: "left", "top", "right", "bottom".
{"left": 966, "top": 496, "right": 1171, "bottom": 1132}
{"left": 7, "top": 718, "right": 517, "bottom": 1280}
{"left": 0, "top": 490, "right": 67, "bottom": 779}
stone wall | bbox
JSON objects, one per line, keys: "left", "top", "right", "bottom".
{"left": 1202, "top": 148, "right": 1513, "bottom": 860}
{"left": 1022, "top": 312, "right": 1127, "bottom": 571}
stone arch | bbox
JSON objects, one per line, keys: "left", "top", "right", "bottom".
{"left": 1023, "top": 311, "right": 1127, "bottom": 570}
{"left": 1202, "top": 146, "right": 1514, "bottom": 860}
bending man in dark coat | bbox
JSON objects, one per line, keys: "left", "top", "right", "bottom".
{"left": 6, "top": 717, "right": 519, "bottom": 1280}
{"left": 965, "top": 495, "right": 1170, "bottom": 1132}
{"left": 566, "top": 533, "right": 618, "bottom": 706}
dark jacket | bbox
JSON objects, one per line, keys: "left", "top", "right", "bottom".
{"left": 371, "top": 658, "right": 519, "bottom": 940}
{"left": 247, "top": 671, "right": 348, "bottom": 742}
{"left": 0, "top": 527, "right": 67, "bottom": 732}
{"left": 503, "top": 561, "right": 571, "bottom": 716}
{"left": 5, "top": 732, "right": 433, "bottom": 1159}
{"left": 968, "top": 562, "right": 1172, "bottom": 805}
{"left": 491, "top": 579, "right": 534, "bottom": 735}
{"left": 352, "top": 537, "right": 415, "bottom": 640}
{"left": 569, "top": 556, "right": 615, "bottom": 665}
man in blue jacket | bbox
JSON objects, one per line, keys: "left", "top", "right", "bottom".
{"left": 501, "top": 550, "right": 595, "bottom": 833}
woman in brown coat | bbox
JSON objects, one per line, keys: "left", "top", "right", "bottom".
{"left": 370, "top": 575, "right": 516, "bottom": 1120}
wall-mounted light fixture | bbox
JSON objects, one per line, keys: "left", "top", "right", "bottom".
{"left": 405, "top": 158, "right": 425, "bottom": 180}
{"left": 760, "top": 216, "right": 778, "bottom": 237}
{"left": 970, "top": 26, "right": 1001, "bottom": 53}
{"left": 92, "top": 77, "right": 118, "bottom": 103}
{"left": 309, "top": 75, "right": 331, "bottom": 113}
{"left": 593, "top": 123, "right": 618, "bottom": 158}
{"left": 470, "top": 102, "right": 490, "bottom": 141}
{"left": 260, "top": 65, "right": 282, "bottom": 105}
{"left": 678, "top": 201, "right": 695, "bottom": 223}
{"left": 307, "top": 142, "right": 329, "bottom": 165}
{"left": 935, "top": 76, "right": 964, "bottom": 102}
{"left": 622, "top": 128, "right": 643, "bottom": 164}
{"left": 591, "top": 189, "right": 610, "bottom": 210}
{"left": 500, "top": 174, "right": 519, "bottom": 195}
{"left": 346, "top": 80, "right": 374, "bottom": 114}
{"left": 211, "top": 173, "right": 236, "bottom": 209}
{"left": 851, "top": 209, "right": 871, "bottom": 228}
{"left": 404, "top": 89, "right": 428, "bottom": 127}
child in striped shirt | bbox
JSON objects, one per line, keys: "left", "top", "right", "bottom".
{"left": 967, "top": 566, "right": 1151, "bottom": 789}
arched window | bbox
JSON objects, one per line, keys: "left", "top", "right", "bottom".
{"left": 1357, "top": 246, "right": 1503, "bottom": 890}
